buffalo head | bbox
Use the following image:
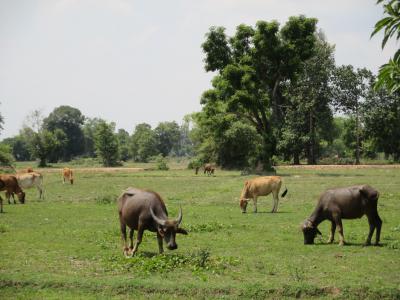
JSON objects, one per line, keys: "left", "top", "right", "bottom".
{"left": 150, "top": 207, "right": 188, "bottom": 250}
{"left": 302, "top": 219, "right": 321, "bottom": 244}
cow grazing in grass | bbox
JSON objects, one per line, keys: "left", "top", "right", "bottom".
{"left": 118, "top": 187, "right": 188, "bottom": 256}
{"left": 203, "top": 163, "right": 215, "bottom": 176}
{"left": 15, "top": 172, "right": 44, "bottom": 199}
{"left": 302, "top": 185, "right": 382, "bottom": 246}
{"left": 62, "top": 168, "right": 73, "bottom": 185}
{"left": 0, "top": 175, "right": 25, "bottom": 213}
{"left": 239, "top": 176, "right": 287, "bottom": 213}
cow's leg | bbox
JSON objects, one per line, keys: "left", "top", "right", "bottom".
{"left": 0, "top": 195, "right": 3, "bottom": 213}
{"left": 63, "top": 176, "right": 65, "bottom": 184}
{"left": 131, "top": 224, "right": 144, "bottom": 255}
{"left": 120, "top": 222, "right": 129, "bottom": 256}
{"left": 327, "top": 221, "right": 336, "bottom": 243}
{"left": 157, "top": 232, "right": 164, "bottom": 254}
{"left": 252, "top": 197, "right": 258, "bottom": 213}
{"left": 272, "top": 191, "right": 279, "bottom": 213}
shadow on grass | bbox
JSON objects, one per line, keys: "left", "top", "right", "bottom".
{"left": 312, "top": 241, "right": 386, "bottom": 247}
{"left": 315, "top": 173, "right": 365, "bottom": 177}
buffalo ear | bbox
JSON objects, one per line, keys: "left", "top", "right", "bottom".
{"left": 177, "top": 228, "right": 188, "bottom": 235}
{"left": 316, "top": 228, "right": 322, "bottom": 235}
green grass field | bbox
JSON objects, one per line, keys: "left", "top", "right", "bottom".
{"left": 0, "top": 166, "right": 399, "bottom": 299}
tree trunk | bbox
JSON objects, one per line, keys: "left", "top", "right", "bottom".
{"left": 293, "top": 152, "right": 300, "bottom": 165}
{"left": 307, "top": 111, "right": 317, "bottom": 165}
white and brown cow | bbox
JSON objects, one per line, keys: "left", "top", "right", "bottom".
{"left": 15, "top": 172, "right": 44, "bottom": 199}
{"left": 239, "top": 176, "right": 287, "bottom": 213}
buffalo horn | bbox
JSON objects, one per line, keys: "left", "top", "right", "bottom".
{"left": 175, "top": 206, "right": 183, "bottom": 226}
{"left": 150, "top": 207, "right": 166, "bottom": 226}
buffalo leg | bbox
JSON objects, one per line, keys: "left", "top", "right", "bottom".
{"left": 128, "top": 228, "right": 135, "bottom": 254}
{"left": 334, "top": 217, "right": 345, "bottom": 246}
{"left": 131, "top": 225, "right": 144, "bottom": 255}
{"left": 327, "top": 221, "right": 336, "bottom": 243}
{"left": 120, "top": 222, "right": 129, "bottom": 256}
{"left": 157, "top": 232, "right": 164, "bottom": 254}
{"left": 365, "top": 215, "right": 376, "bottom": 246}
{"left": 374, "top": 212, "right": 382, "bottom": 246}
{"left": 0, "top": 195, "right": 3, "bottom": 213}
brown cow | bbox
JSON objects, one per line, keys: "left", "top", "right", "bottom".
{"left": 118, "top": 187, "right": 188, "bottom": 256}
{"left": 26, "top": 167, "right": 34, "bottom": 173}
{"left": 0, "top": 175, "right": 26, "bottom": 213}
{"left": 203, "top": 163, "right": 215, "bottom": 176}
{"left": 239, "top": 176, "right": 287, "bottom": 213}
{"left": 62, "top": 168, "right": 74, "bottom": 185}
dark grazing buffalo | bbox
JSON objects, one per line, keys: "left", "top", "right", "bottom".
{"left": 302, "top": 185, "right": 382, "bottom": 246}
{"left": 117, "top": 187, "right": 188, "bottom": 256}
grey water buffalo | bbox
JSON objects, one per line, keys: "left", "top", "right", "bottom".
{"left": 239, "top": 176, "right": 288, "bottom": 213}
{"left": 302, "top": 185, "right": 382, "bottom": 246}
{"left": 117, "top": 187, "right": 188, "bottom": 256}
{"left": 0, "top": 175, "right": 25, "bottom": 213}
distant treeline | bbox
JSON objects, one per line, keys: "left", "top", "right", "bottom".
{"left": 0, "top": 15, "right": 399, "bottom": 169}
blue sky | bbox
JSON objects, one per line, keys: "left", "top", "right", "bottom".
{"left": 0, "top": 0, "right": 397, "bottom": 138}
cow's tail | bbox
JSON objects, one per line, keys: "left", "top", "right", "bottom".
{"left": 281, "top": 186, "right": 288, "bottom": 198}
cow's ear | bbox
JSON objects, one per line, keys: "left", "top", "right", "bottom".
{"left": 177, "top": 228, "right": 188, "bottom": 235}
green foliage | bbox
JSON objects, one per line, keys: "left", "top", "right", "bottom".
{"left": 82, "top": 118, "right": 104, "bottom": 158}
{"left": 155, "top": 154, "right": 169, "bottom": 170}
{"left": 363, "top": 88, "right": 400, "bottom": 160}
{"left": 116, "top": 128, "right": 131, "bottom": 161}
{"left": 201, "top": 16, "right": 318, "bottom": 169}
{"left": 371, "top": 0, "right": 400, "bottom": 93}
{"left": 31, "top": 130, "right": 67, "bottom": 167}
{"left": 43, "top": 105, "right": 85, "bottom": 161}
{"left": 1, "top": 135, "right": 33, "bottom": 161}
{"left": 130, "top": 123, "right": 158, "bottom": 162}
{"left": 94, "top": 121, "right": 120, "bottom": 167}
{"left": 0, "top": 143, "right": 15, "bottom": 167}
{"left": 154, "top": 121, "right": 181, "bottom": 157}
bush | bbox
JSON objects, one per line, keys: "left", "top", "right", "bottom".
{"left": 155, "top": 155, "right": 169, "bottom": 170}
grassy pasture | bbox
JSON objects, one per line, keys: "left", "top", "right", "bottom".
{"left": 0, "top": 166, "right": 399, "bottom": 299}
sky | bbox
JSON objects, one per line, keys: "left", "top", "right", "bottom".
{"left": 0, "top": 0, "right": 397, "bottom": 138}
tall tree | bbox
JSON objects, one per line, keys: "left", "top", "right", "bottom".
{"left": 43, "top": 106, "right": 85, "bottom": 161}
{"left": 117, "top": 128, "right": 131, "bottom": 161}
{"left": 371, "top": 0, "right": 400, "bottom": 93}
{"left": 130, "top": 123, "right": 158, "bottom": 162}
{"left": 363, "top": 88, "right": 400, "bottom": 160}
{"left": 280, "top": 32, "right": 335, "bottom": 164}
{"left": 94, "top": 121, "right": 120, "bottom": 167}
{"left": 201, "top": 16, "right": 318, "bottom": 170}
{"left": 332, "top": 66, "right": 373, "bottom": 164}
{"left": 82, "top": 118, "right": 104, "bottom": 158}
{"left": 154, "top": 121, "right": 181, "bottom": 157}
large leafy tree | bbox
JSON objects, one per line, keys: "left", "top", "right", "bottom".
{"left": 201, "top": 16, "right": 318, "bottom": 170}
{"left": 332, "top": 66, "right": 373, "bottom": 164}
{"left": 94, "top": 121, "right": 120, "bottom": 167}
{"left": 154, "top": 121, "right": 181, "bottom": 157}
{"left": 371, "top": 0, "right": 400, "bottom": 93}
{"left": 130, "top": 123, "right": 158, "bottom": 162}
{"left": 279, "top": 32, "right": 335, "bottom": 164}
{"left": 43, "top": 106, "right": 85, "bottom": 161}
{"left": 31, "top": 130, "right": 66, "bottom": 167}
{"left": 117, "top": 128, "right": 131, "bottom": 161}
{"left": 363, "top": 88, "right": 400, "bottom": 160}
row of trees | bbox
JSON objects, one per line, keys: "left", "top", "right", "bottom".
{"left": 0, "top": 106, "right": 193, "bottom": 167}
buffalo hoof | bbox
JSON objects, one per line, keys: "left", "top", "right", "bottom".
{"left": 338, "top": 241, "right": 346, "bottom": 246}
{"left": 241, "top": 211, "right": 246, "bottom": 214}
